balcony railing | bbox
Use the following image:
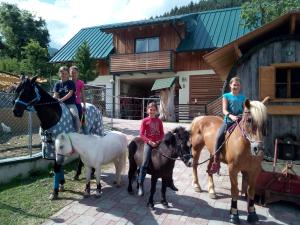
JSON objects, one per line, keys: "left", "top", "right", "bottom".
{"left": 110, "top": 50, "right": 174, "bottom": 74}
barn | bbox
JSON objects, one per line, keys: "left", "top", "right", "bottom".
{"left": 204, "top": 11, "right": 300, "bottom": 161}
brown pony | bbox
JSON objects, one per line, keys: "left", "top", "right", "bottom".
{"left": 190, "top": 99, "right": 267, "bottom": 224}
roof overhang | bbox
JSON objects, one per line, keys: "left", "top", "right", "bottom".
{"left": 203, "top": 10, "right": 300, "bottom": 81}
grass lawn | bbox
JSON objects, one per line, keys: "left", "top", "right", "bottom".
{"left": 0, "top": 159, "right": 100, "bottom": 225}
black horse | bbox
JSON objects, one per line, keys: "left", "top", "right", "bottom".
{"left": 12, "top": 75, "right": 104, "bottom": 199}
{"left": 127, "top": 127, "right": 193, "bottom": 209}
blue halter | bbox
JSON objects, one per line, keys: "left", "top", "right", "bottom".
{"left": 15, "top": 86, "right": 41, "bottom": 112}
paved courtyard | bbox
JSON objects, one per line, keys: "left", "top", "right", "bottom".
{"left": 43, "top": 118, "right": 299, "bottom": 225}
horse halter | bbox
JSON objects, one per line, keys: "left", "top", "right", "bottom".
{"left": 15, "top": 85, "right": 41, "bottom": 112}
{"left": 56, "top": 134, "right": 76, "bottom": 158}
{"left": 236, "top": 110, "right": 264, "bottom": 155}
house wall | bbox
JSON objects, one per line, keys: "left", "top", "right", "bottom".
{"left": 111, "top": 23, "right": 185, "bottom": 54}
{"left": 175, "top": 52, "right": 211, "bottom": 71}
{"left": 229, "top": 38, "right": 300, "bottom": 157}
{"left": 97, "top": 59, "right": 110, "bottom": 75}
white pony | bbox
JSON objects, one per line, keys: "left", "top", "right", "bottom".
{"left": 55, "top": 131, "right": 127, "bottom": 197}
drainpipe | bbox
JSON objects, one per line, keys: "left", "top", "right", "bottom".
{"left": 111, "top": 75, "right": 116, "bottom": 118}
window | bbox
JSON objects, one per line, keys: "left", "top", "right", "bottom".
{"left": 135, "top": 37, "right": 159, "bottom": 53}
{"left": 276, "top": 68, "right": 300, "bottom": 98}
{"left": 259, "top": 64, "right": 300, "bottom": 100}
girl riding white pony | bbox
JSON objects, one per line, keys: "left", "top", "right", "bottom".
{"left": 55, "top": 131, "right": 127, "bottom": 197}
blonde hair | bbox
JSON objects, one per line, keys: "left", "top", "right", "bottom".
{"left": 229, "top": 76, "right": 241, "bottom": 84}
{"left": 59, "top": 66, "right": 68, "bottom": 73}
{"left": 69, "top": 65, "right": 79, "bottom": 72}
{"left": 147, "top": 102, "right": 158, "bottom": 110}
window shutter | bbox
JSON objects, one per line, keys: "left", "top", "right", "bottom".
{"left": 259, "top": 66, "right": 275, "bottom": 100}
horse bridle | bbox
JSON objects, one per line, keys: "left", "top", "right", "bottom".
{"left": 15, "top": 84, "right": 59, "bottom": 111}
{"left": 56, "top": 134, "right": 76, "bottom": 158}
{"left": 152, "top": 137, "right": 192, "bottom": 162}
{"left": 15, "top": 85, "right": 41, "bottom": 111}
{"left": 236, "top": 110, "right": 261, "bottom": 144}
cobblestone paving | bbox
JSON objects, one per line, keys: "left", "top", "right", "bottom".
{"left": 43, "top": 118, "right": 300, "bottom": 225}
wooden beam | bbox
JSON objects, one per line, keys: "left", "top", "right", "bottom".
{"left": 271, "top": 62, "right": 300, "bottom": 68}
{"left": 233, "top": 43, "right": 242, "bottom": 58}
{"left": 267, "top": 105, "right": 300, "bottom": 115}
{"left": 290, "top": 15, "right": 296, "bottom": 34}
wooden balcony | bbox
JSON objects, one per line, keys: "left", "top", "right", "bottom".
{"left": 110, "top": 51, "right": 174, "bottom": 74}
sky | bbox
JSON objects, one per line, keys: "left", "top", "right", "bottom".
{"left": 1, "top": 0, "right": 197, "bottom": 49}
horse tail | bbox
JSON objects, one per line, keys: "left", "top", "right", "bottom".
{"left": 128, "top": 140, "right": 137, "bottom": 160}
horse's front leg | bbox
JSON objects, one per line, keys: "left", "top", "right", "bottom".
{"left": 192, "top": 147, "right": 202, "bottom": 192}
{"left": 161, "top": 178, "right": 169, "bottom": 208}
{"left": 49, "top": 162, "right": 64, "bottom": 200}
{"left": 84, "top": 166, "right": 92, "bottom": 197}
{"left": 228, "top": 165, "right": 240, "bottom": 224}
{"left": 95, "top": 167, "right": 102, "bottom": 197}
{"left": 246, "top": 171, "right": 260, "bottom": 224}
{"left": 147, "top": 176, "right": 158, "bottom": 210}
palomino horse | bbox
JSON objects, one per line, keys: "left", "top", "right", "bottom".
{"left": 190, "top": 99, "right": 267, "bottom": 224}
{"left": 128, "top": 127, "right": 193, "bottom": 209}
{"left": 55, "top": 131, "right": 127, "bottom": 197}
{"left": 12, "top": 76, "right": 103, "bottom": 199}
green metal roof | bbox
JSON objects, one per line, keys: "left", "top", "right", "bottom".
{"left": 177, "top": 7, "right": 251, "bottom": 51}
{"left": 50, "top": 26, "right": 113, "bottom": 63}
{"left": 50, "top": 7, "right": 251, "bottom": 63}
{"left": 100, "top": 14, "right": 191, "bottom": 30}
{"left": 151, "top": 77, "right": 176, "bottom": 91}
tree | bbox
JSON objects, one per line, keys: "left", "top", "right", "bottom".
{"left": 0, "top": 3, "right": 49, "bottom": 59}
{"left": 20, "top": 39, "right": 49, "bottom": 76}
{"left": 241, "top": 0, "right": 300, "bottom": 30}
{"left": 73, "top": 41, "right": 97, "bottom": 82}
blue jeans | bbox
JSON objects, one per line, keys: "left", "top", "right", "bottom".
{"left": 138, "top": 143, "right": 152, "bottom": 183}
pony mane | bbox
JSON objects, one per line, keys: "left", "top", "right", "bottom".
{"left": 249, "top": 100, "right": 267, "bottom": 128}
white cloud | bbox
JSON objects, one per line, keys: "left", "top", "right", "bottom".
{"left": 0, "top": 0, "right": 196, "bottom": 48}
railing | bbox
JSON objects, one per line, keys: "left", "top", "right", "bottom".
{"left": 175, "top": 104, "right": 207, "bottom": 122}
{"left": 110, "top": 50, "right": 174, "bottom": 74}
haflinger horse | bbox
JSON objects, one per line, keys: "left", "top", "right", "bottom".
{"left": 128, "top": 126, "right": 193, "bottom": 209}
{"left": 55, "top": 131, "right": 127, "bottom": 197}
{"left": 12, "top": 75, "right": 104, "bottom": 200}
{"left": 190, "top": 99, "right": 268, "bottom": 224}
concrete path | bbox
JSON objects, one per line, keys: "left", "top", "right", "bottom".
{"left": 43, "top": 118, "right": 299, "bottom": 225}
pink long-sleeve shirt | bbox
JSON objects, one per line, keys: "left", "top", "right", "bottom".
{"left": 139, "top": 117, "right": 164, "bottom": 143}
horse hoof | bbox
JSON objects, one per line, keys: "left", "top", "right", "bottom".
{"left": 95, "top": 192, "right": 102, "bottom": 198}
{"left": 49, "top": 193, "right": 58, "bottom": 200}
{"left": 194, "top": 186, "right": 202, "bottom": 192}
{"left": 161, "top": 200, "right": 169, "bottom": 208}
{"left": 147, "top": 202, "right": 155, "bottom": 210}
{"left": 84, "top": 191, "right": 90, "bottom": 198}
{"left": 247, "top": 212, "right": 259, "bottom": 224}
{"left": 229, "top": 213, "right": 240, "bottom": 224}
{"left": 208, "top": 192, "right": 217, "bottom": 199}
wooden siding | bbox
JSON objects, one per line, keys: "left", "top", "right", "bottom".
{"left": 259, "top": 66, "right": 275, "bottom": 99}
{"left": 111, "top": 23, "right": 185, "bottom": 54}
{"left": 230, "top": 39, "right": 300, "bottom": 157}
{"left": 97, "top": 60, "right": 110, "bottom": 75}
{"left": 110, "top": 51, "right": 174, "bottom": 74}
{"left": 189, "top": 74, "right": 223, "bottom": 105}
{"left": 175, "top": 52, "right": 211, "bottom": 71}
{"left": 207, "top": 96, "right": 222, "bottom": 116}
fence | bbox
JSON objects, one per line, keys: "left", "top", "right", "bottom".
{"left": 0, "top": 87, "right": 216, "bottom": 160}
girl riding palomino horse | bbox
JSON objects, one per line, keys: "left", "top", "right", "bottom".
{"left": 190, "top": 76, "right": 268, "bottom": 224}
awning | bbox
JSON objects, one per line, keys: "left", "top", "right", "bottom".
{"left": 151, "top": 77, "right": 176, "bottom": 91}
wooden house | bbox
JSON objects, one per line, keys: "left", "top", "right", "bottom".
{"left": 50, "top": 7, "right": 251, "bottom": 120}
{"left": 204, "top": 11, "right": 300, "bottom": 160}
